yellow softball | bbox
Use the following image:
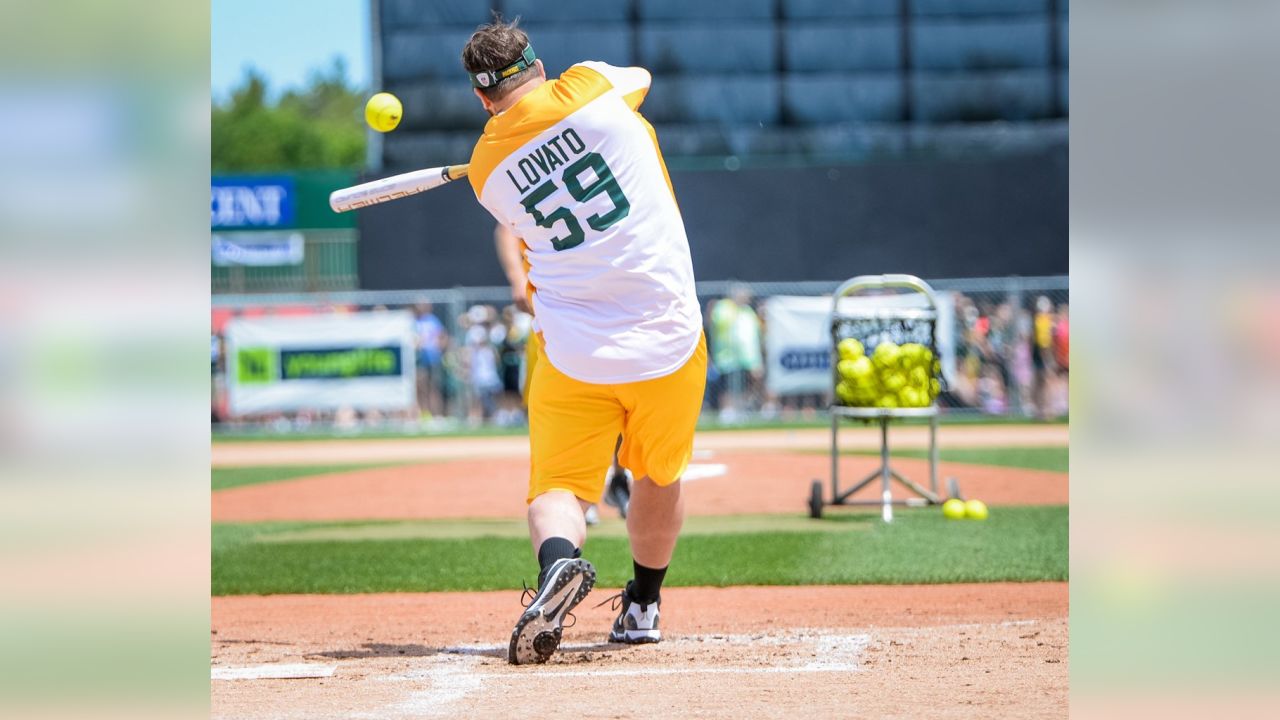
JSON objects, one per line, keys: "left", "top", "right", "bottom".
{"left": 365, "top": 92, "right": 402, "bottom": 132}
{"left": 965, "top": 499, "right": 989, "bottom": 521}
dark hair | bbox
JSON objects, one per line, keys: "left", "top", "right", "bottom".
{"left": 461, "top": 16, "right": 537, "bottom": 101}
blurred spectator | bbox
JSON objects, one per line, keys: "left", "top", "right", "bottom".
{"left": 732, "top": 286, "right": 765, "bottom": 408}
{"left": 496, "top": 306, "right": 532, "bottom": 426}
{"left": 439, "top": 333, "right": 463, "bottom": 418}
{"left": 414, "top": 302, "right": 446, "bottom": 418}
{"left": 755, "top": 303, "right": 779, "bottom": 418}
{"left": 708, "top": 296, "right": 738, "bottom": 412}
{"left": 953, "top": 296, "right": 982, "bottom": 407}
{"left": 1050, "top": 303, "right": 1070, "bottom": 416}
{"left": 702, "top": 298, "right": 723, "bottom": 410}
{"left": 1032, "top": 295, "right": 1057, "bottom": 419}
{"left": 978, "top": 365, "right": 1007, "bottom": 415}
{"left": 1054, "top": 303, "right": 1070, "bottom": 372}
{"left": 334, "top": 406, "right": 358, "bottom": 431}
{"left": 987, "top": 303, "right": 1018, "bottom": 412}
{"left": 945, "top": 292, "right": 1071, "bottom": 419}
{"left": 707, "top": 287, "right": 765, "bottom": 421}
{"left": 211, "top": 332, "right": 225, "bottom": 423}
{"left": 464, "top": 322, "right": 502, "bottom": 425}
{"left": 1012, "top": 307, "right": 1035, "bottom": 416}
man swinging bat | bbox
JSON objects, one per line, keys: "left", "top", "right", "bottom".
{"left": 463, "top": 18, "right": 705, "bottom": 665}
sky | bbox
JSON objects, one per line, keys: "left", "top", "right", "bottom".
{"left": 211, "top": 0, "right": 370, "bottom": 101}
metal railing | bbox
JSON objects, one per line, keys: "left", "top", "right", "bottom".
{"left": 210, "top": 229, "right": 359, "bottom": 294}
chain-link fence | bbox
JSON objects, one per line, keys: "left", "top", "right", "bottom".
{"left": 211, "top": 275, "right": 1067, "bottom": 434}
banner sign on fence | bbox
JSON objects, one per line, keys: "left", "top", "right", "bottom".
{"left": 225, "top": 311, "right": 416, "bottom": 415}
{"left": 763, "top": 295, "right": 956, "bottom": 397}
{"left": 211, "top": 176, "right": 295, "bottom": 228}
{"left": 211, "top": 232, "right": 305, "bottom": 266}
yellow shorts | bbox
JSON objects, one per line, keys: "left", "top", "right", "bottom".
{"left": 522, "top": 331, "right": 540, "bottom": 406}
{"left": 527, "top": 334, "right": 707, "bottom": 504}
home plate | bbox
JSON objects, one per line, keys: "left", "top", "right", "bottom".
{"left": 681, "top": 463, "right": 727, "bottom": 482}
{"left": 212, "top": 663, "right": 336, "bottom": 680}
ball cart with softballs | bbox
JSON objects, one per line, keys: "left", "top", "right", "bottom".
{"left": 809, "top": 274, "right": 962, "bottom": 522}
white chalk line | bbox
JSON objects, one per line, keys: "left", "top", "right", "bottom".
{"left": 368, "top": 662, "right": 483, "bottom": 719}
{"left": 481, "top": 660, "right": 863, "bottom": 680}
{"left": 212, "top": 663, "right": 335, "bottom": 680}
{"left": 433, "top": 630, "right": 870, "bottom": 658}
{"left": 368, "top": 631, "right": 869, "bottom": 717}
{"left": 680, "top": 463, "right": 728, "bottom": 482}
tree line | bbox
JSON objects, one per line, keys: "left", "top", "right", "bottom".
{"left": 212, "top": 58, "right": 366, "bottom": 172}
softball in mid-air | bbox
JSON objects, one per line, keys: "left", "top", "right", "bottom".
{"left": 365, "top": 92, "right": 402, "bottom": 132}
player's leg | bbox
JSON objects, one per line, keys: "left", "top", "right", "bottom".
{"left": 510, "top": 337, "right": 623, "bottom": 664}
{"left": 528, "top": 491, "right": 591, "bottom": 561}
{"left": 626, "top": 472, "right": 684, "bottom": 587}
{"left": 609, "top": 336, "right": 707, "bottom": 643}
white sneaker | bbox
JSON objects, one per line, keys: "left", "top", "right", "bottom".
{"left": 584, "top": 504, "right": 600, "bottom": 526}
{"left": 508, "top": 557, "right": 596, "bottom": 665}
{"left": 606, "top": 581, "right": 661, "bottom": 644}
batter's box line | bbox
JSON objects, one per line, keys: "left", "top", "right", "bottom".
{"left": 472, "top": 663, "right": 864, "bottom": 679}
{"left": 367, "top": 634, "right": 870, "bottom": 718}
{"left": 383, "top": 631, "right": 872, "bottom": 679}
{"left": 383, "top": 661, "right": 865, "bottom": 684}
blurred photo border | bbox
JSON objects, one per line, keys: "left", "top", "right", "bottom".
{"left": 1, "top": 1, "right": 1279, "bottom": 717}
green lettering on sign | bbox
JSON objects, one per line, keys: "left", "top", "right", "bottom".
{"left": 278, "top": 346, "right": 402, "bottom": 380}
{"left": 237, "top": 348, "right": 273, "bottom": 384}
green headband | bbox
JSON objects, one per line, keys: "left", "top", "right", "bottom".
{"left": 470, "top": 44, "right": 537, "bottom": 89}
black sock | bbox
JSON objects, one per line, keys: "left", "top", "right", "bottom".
{"left": 631, "top": 561, "right": 668, "bottom": 604}
{"left": 536, "top": 537, "right": 579, "bottom": 587}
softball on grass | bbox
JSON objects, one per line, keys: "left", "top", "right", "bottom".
{"left": 942, "top": 498, "right": 967, "bottom": 520}
{"left": 965, "top": 499, "right": 989, "bottom": 520}
{"left": 365, "top": 92, "right": 402, "bottom": 132}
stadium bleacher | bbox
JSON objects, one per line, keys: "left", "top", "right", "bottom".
{"left": 375, "top": 0, "right": 1068, "bottom": 163}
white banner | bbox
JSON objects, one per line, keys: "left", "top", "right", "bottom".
{"left": 764, "top": 294, "right": 955, "bottom": 396}
{"left": 225, "top": 311, "right": 417, "bottom": 416}
{"left": 211, "top": 231, "right": 305, "bottom": 266}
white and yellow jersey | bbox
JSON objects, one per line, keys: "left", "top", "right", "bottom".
{"left": 469, "top": 61, "right": 701, "bottom": 385}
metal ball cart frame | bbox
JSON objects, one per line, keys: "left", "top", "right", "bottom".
{"left": 808, "top": 274, "right": 960, "bottom": 522}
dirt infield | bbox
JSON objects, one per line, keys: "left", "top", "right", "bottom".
{"left": 213, "top": 426, "right": 1069, "bottom": 716}
{"left": 212, "top": 449, "right": 1066, "bottom": 523}
{"left": 212, "top": 583, "right": 1067, "bottom": 719}
{"left": 211, "top": 424, "right": 1069, "bottom": 467}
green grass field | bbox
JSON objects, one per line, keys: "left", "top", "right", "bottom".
{"left": 213, "top": 505, "right": 1067, "bottom": 595}
{"left": 838, "top": 446, "right": 1068, "bottom": 473}
{"left": 212, "top": 462, "right": 409, "bottom": 491}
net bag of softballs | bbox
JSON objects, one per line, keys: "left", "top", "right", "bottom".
{"left": 831, "top": 311, "right": 943, "bottom": 410}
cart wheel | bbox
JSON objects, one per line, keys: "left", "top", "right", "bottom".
{"left": 808, "top": 480, "right": 824, "bottom": 519}
{"left": 946, "top": 476, "right": 963, "bottom": 501}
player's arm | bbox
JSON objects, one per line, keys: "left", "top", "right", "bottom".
{"left": 494, "top": 223, "right": 532, "bottom": 313}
